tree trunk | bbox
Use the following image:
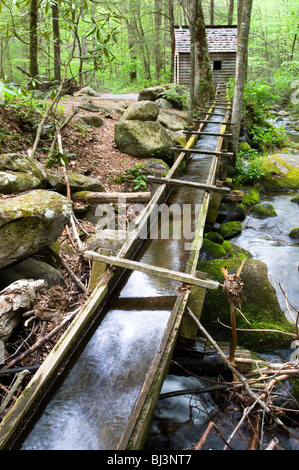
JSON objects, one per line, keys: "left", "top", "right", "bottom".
{"left": 210, "top": 0, "right": 214, "bottom": 25}
{"left": 155, "top": 0, "right": 163, "bottom": 82}
{"left": 168, "top": 0, "right": 175, "bottom": 82}
{"left": 29, "top": 0, "right": 39, "bottom": 82}
{"left": 191, "top": 0, "right": 215, "bottom": 108}
{"left": 231, "top": 0, "right": 253, "bottom": 163}
{"left": 228, "top": 0, "right": 234, "bottom": 25}
{"left": 52, "top": 0, "right": 61, "bottom": 81}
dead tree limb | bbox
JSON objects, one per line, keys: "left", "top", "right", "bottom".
{"left": 45, "top": 247, "right": 87, "bottom": 292}
{"left": 221, "top": 259, "right": 246, "bottom": 366}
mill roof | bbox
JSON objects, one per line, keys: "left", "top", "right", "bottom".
{"left": 174, "top": 26, "right": 238, "bottom": 54}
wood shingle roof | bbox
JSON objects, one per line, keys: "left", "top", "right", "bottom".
{"left": 174, "top": 26, "right": 238, "bottom": 54}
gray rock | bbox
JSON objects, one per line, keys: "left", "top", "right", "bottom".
{"left": 0, "top": 258, "right": 65, "bottom": 291}
{"left": 78, "top": 86, "right": 101, "bottom": 97}
{"left": 86, "top": 229, "right": 128, "bottom": 256}
{"left": 78, "top": 98, "right": 101, "bottom": 112}
{"left": 47, "top": 171, "right": 105, "bottom": 193}
{"left": 155, "top": 98, "right": 173, "bottom": 109}
{"left": 120, "top": 101, "right": 159, "bottom": 122}
{"left": 158, "top": 112, "right": 185, "bottom": 131}
{"left": 78, "top": 114, "right": 104, "bottom": 127}
{"left": 114, "top": 120, "right": 174, "bottom": 160}
{"left": 0, "top": 171, "right": 41, "bottom": 194}
{"left": 0, "top": 190, "right": 73, "bottom": 270}
{"left": 0, "top": 153, "right": 46, "bottom": 183}
{"left": 138, "top": 85, "right": 170, "bottom": 102}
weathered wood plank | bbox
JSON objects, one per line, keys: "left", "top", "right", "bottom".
{"left": 183, "top": 131, "right": 232, "bottom": 137}
{"left": 72, "top": 192, "right": 152, "bottom": 204}
{"left": 146, "top": 175, "right": 231, "bottom": 193}
{"left": 84, "top": 251, "right": 220, "bottom": 290}
{"left": 170, "top": 147, "right": 234, "bottom": 157}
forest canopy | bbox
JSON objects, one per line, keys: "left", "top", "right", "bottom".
{"left": 0, "top": 0, "right": 298, "bottom": 105}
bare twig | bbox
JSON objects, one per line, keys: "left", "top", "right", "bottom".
{"left": 187, "top": 307, "right": 291, "bottom": 434}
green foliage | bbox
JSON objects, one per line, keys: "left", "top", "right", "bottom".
{"left": 234, "top": 150, "right": 266, "bottom": 186}
{"left": 272, "top": 61, "right": 299, "bottom": 103}
{"left": 122, "top": 163, "right": 148, "bottom": 191}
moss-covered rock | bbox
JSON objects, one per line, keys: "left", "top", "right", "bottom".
{"left": 199, "top": 238, "right": 251, "bottom": 262}
{"left": 291, "top": 195, "right": 299, "bottom": 204}
{"left": 120, "top": 101, "right": 159, "bottom": 122}
{"left": 204, "top": 231, "right": 224, "bottom": 244}
{"left": 220, "top": 221, "right": 243, "bottom": 239}
{"left": 0, "top": 190, "right": 73, "bottom": 270}
{"left": 0, "top": 171, "right": 41, "bottom": 194}
{"left": 259, "top": 154, "right": 299, "bottom": 191}
{"left": 114, "top": 120, "right": 174, "bottom": 160}
{"left": 223, "top": 203, "right": 247, "bottom": 223}
{"left": 0, "top": 153, "right": 46, "bottom": 183}
{"left": 239, "top": 142, "right": 251, "bottom": 152}
{"left": 250, "top": 202, "right": 277, "bottom": 218}
{"left": 144, "top": 158, "right": 170, "bottom": 177}
{"left": 47, "top": 171, "right": 105, "bottom": 193}
{"left": 241, "top": 186, "right": 261, "bottom": 206}
{"left": 289, "top": 227, "right": 299, "bottom": 239}
{"left": 197, "top": 258, "right": 296, "bottom": 350}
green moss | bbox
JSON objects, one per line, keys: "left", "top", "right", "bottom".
{"left": 291, "top": 195, "right": 299, "bottom": 204}
{"left": 289, "top": 227, "right": 299, "bottom": 239}
{"left": 196, "top": 258, "right": 296, "bottom": 350}
{"left": 220, "top": 221, "right": 243, "bottom": 239}
{"left": 204, "top": 231, "right": 224, "bottom": 244}
{"left": 239, "top": 142, "right": 251, "bottom": 152}
{"left": 250, "top": 203, "right": 277, "bottom": 218}
{"left": 241, "top": 187, "right": 261, "bottom": 206}
{"left": 260, "top": 155, "right": 299, "bottom": 191}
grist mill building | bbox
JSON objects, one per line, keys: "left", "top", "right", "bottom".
{"left": 174, "top": 25, "right": 238, "bottom": 86}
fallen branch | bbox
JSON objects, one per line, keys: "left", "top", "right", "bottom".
{"left": 47, "top": 106, "right": 79, "bottom": 159}
{"left": 45, "top": 247, "right": 87, "bottom": 292}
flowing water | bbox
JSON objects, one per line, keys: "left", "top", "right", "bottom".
{"left": 233, "top": 193, "right": 299, "bottom": 321}
{"left": 21, "top": 114, "right": 224, "bottom": 450}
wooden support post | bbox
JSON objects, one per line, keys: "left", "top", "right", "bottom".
{"left": 88, "top": 248, "right": 110, "bottom": 291}
{"left": 206, "top": 180, "right": 224, "bottom": 225}
{"left": 179, "top": 271, "right": 207, "bottom": 340}
{"left": 84, "top": 251, "right": 220, "bottom": 290}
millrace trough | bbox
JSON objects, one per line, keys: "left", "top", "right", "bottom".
{"left": 0, "top": 85, "right": 235, "bottom": 450}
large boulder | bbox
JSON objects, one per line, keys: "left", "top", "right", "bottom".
{"left": 114, "top": 120, "right": 174, "bottom": 160}
{"left": 120, "top": 101, "right": 159, "bottom": 122}
{"left": 0, "top": 190, "right": 73, "bottom": 270}
{"left": 197, "top": 257, "right": 296, "bottom": 350}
